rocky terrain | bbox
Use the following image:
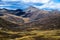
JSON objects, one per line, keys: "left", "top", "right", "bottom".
{"left": 0, "top": 6, "right": 60, "bottom": 40}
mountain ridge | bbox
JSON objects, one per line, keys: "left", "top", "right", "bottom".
{"left": 0, "top": 6, "right": 60, "bottom": 22}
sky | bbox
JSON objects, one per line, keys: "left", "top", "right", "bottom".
{"left": 0, "top": 0, "right": 60, "bottom": 10}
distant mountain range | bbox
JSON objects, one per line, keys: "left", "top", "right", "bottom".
{"left": 0, "top": 6, "right": 60, "bottom": 22}
{"left": 0, "top": 6, "right": 60, "bottom": 30}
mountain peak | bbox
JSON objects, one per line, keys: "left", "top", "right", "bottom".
{"left": 24, "top": 6, "right": 40, "bottom": 13}
{"left": 27, "top": 6, "right": 37, "bottom": 9}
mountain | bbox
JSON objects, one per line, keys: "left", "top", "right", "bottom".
{"left": 0, "top": 17, "right": 20, "bottom": 31}
{"left": 0, "top": 8, "right": 25, "bottom": 16}
{"left": 21, "top": 6, "right": 60, "bottom": 30}
{"left": 23, "top": 6, "right": 50, "bottom": 21}
{"left": 0, "top": 14, "right": 24, "bottom": 24}
{"left": 0, "top": 7, "right": 60, "bottom": 29}
{"left": 0, "top": 6, "right": 60, "bottom": 40}
{"left": 26, "top": 14, "right": 60, "bottom": 30}
{"left": 0, "top": 8, "right": 30, "bottom": 23}
{"left": 9, "top": 9, "right": 25, "bottom": 16}
{"left": 0, "top": 6, "right": 60, "bottom": 23}
{"left": 0, "top": 7, "right": 60, "bottom": 30}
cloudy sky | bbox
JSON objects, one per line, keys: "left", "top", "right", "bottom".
{"left": 0, "top": 0, "right": 60, "bottom": 10}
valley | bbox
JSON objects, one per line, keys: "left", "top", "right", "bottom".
{"left": 0, "top": 6, "right": 60, "bottom": 40}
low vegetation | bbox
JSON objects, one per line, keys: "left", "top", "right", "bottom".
{"left": 0, "top": 14, "right": 60, "bottom": 40}
{"left": 0, "top": 29, "right": 60, "bottom": 40}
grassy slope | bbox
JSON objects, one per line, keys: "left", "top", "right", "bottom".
{"left": 0, "top": 29, "right": 60, "bottom": 40}
{"left": 0, "top": 15, "right": 60, "bottom": 40}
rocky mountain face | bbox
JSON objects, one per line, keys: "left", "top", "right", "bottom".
{"left": 0, "top": 6, "right": 60, "bottom": 29}
{"left": 25, "top": 14, "right": 60, "bottom": 30}
{"left": 23, "top": 6, "right": 51, "bottom": 21}
{"left": 22, "top": 6, "right": 60, "bottom": 30}
{"left": 0, "top": 8, "right": 29, "bottom": 23}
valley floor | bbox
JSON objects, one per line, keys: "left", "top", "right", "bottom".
{"left": 0, "top": 29, "right": 60, "bottom": 40}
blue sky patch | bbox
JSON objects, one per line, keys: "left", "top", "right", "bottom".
{"left": 0, "top": 0, "right": 60, "bottom": 10}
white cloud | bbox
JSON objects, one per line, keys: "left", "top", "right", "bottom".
{"left": 0, "top": 2, "right": 13, "bottom": 6}
{"left": 1, "top": 0, "right": 60, "bottom": 10}
{"left": 0, "top": 5, "right": 11, "bottom": 6}
{"left": 2, "top": 0, "right": 20, "bottom": 1}
{"left": 0, "top": 3, "right": 12, "bottom": 6}
{"left": 21, "top": 0, "right": 50, "bottom": 3}
{"left": 33, "top": 0, "right": 60, "bottom": 10}
{"left": 2, "top": 0, "right": 50, "bottom": 3}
